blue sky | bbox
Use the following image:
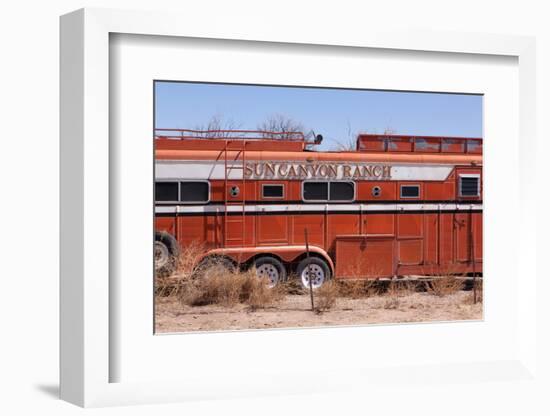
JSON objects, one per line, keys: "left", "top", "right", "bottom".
{"left": 155, "top": 81, "right": 483, "bottom": 150}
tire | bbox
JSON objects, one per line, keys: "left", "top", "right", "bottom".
{"left": 194, "top": 255, "right": 236, "bottom": 278}
{"left": 154, "top": 232, "right": 179, "bottom": 276}
{"left": 296, "top": 257, "right": 331, "bottom": 289}
{"left": 253, "top": 256, "right": 287, "bottom": 288}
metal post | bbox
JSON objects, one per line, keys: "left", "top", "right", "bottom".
{"left": 305, "top": 229, "right": 314, "bottom": 311}
{"left": 470, "top": 210, "right": 478, "bottom": 304}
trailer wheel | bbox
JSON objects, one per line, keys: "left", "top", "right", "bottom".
{"left": 194, "top": 255, "right": 236, "bottom": 278}
{"left": 154, "top": 232, "right": 179, "bottom": 276}
{"left": 253, "top": 256, "right": 287, "bottom": 288}
{"left": 296, "top": 257, "right": 331, "bottom": 289}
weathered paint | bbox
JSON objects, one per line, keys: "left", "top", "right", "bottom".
{"left": 155, "top": 132, "right": 483, "bottom": 279}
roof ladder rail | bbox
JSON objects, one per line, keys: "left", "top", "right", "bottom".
{"left": 223, "top": 140, "right": 247, "bottom": 257}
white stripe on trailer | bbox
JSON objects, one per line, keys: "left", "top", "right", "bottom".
{"left": 155, "top": 203, "right": 483, "bottom": 214}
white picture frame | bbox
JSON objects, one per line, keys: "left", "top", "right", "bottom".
{"left": 60, "top": 8, "right": 540, "bottom": 408}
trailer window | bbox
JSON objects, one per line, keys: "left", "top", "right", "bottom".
{"left": 180, "top": 181, "right": 209, "bottom": 203}
{"left": 303, "top": 181, "right": 355, "bottom": 201}
{"left": 262, "top": 184, "right": 284, "bottom": 199}
{"left": 303, "top": 182, "right": 328, "bottom": 201}
{"left": 400, "top": 185, "right": 420, "bottom": 198}
{"left": 459, "top": 175, "right": 480, "bottom": 197}
{"left": 155, "top": 182, "right": 179, "bottom": 202}
{"left": 329, "top": 182, "right": 355, "bottom": 201}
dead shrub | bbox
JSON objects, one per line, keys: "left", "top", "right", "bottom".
{"left": 183, "top": 269, "right": 242, "bottom": 307}
{"left": 424, "top": 276, "right": 464, "bottom": 297}
{"left": 155, "top": 240, "right": 209, "bottom": 297}
{"left": 178, "top": 267, "right": 283, "bottom": 309}
{"left": 381, "top": 280, "right": 416, "bottom": 310}
{"left": 279, "top": 275, "right": 307, "bottom": 295}
{"left": 337, "top": 279, "right": 380, "bottom": 298}
{"left": 383, "top": 297, "right": 400, "bottom": 310}
{"left": 241, "top": 269, "right": 285, "bottom": 310}
{"left": 315, "top": 281, "right": 340, "bottom": 312}
{"left": 462, "top": 278, "right": 483, "bottom": 304}
{"left": 473, "top": 277, "right": 483, "bottom": 302}
{"left": 155, "top": 276, "right": 183, "bottom": 298}
{"left": 175, "top": 241, "right": 211, "bottom": 278}
{"left": 339, "top": 258, "right": 386, "bottom": 297}
{"left": 386, "top": 280, "right": 416, "bottom": 297}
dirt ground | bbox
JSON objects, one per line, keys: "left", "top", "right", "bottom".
{"left": 155, "top": 291, "right": 482, "bottom": 333}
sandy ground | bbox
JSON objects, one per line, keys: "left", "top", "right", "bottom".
{"left": 155, "top": 291, "right": 482, "bottom": 333}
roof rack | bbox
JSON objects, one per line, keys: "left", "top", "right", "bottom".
{"left": 155, "top": 128, "right": 306, "bottom": 142}
{"left": 356, "top": 134, "right": 482, "bottom": 155}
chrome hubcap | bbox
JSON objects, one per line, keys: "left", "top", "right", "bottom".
{"left": 256, "top": 264, "right": 280, "bottom": 288}
{"left": 154, "top": 241, "right": 170, "bottom": 269}
{"left": 301, "top": 264, "right": 325, "bottom": 289}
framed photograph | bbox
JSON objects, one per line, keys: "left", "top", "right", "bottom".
{"left": 152, "top": 81, "right": 484, "bottom": 334}
{"left": 60, "top": 8, "right": 539, "bottom": 408}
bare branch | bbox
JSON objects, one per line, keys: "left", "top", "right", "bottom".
{"left": 193, "top": 114, "right": 244, "bottom": 138}
{"left": 330, "top": 123, "right": 398, "bottom": 151}
{"left": 257, "top": 113, "right": 306, "bottom": 140}
{"left": 330, "top": 120, "right": 357, "bottom": 151}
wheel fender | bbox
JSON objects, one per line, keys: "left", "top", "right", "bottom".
{"left": 198, "top": 245, "right": 335, "bottom": 276}
{"left": 299, "top": 246, "right": 335, "bottom": 276}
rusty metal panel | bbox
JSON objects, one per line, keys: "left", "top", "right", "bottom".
{"left": 365, "top": 213, "right": 395, "bottom": 235}
{"left": 423, "top": 213, "right": 438, "bottom": 265}
{"left": 257, "top": 215, "right": 288, "bottom": 245}
{"left": 292, "top": 215, "right": 325, "bottom": 247}
{"left": 453, "top": 213, "right": 471, "bottom": 262}
{"left": 398, "top": 239, "right": 423, "bottom": 265}
{"left": 466, "top": 139, "right": 483, "bottom": 154}
{"left": 442, "top": 138, "right": 466, "bottom": 153}
{"left": 397, "top": 214, "right": 423, "bottom": 238}
{"left": 388, "top": 137, "right": 413, "bottom": 152}
{"left": 414, "top": 137, "right": 441, "bottom": 153}
{"left": 335, "top": 236, "right": 394, "bottom": 278}
{"left": 357, "top": 135, "right": 386, "bottom": 151}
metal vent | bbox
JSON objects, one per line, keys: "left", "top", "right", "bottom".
{"left": 460, "top": 176, "right": 479, "bottom": 197}
{"left": 400, "top": 185, "right": 420, "bottom": 198}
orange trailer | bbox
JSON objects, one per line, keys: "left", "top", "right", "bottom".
{"left": 154, "top": 129, "right": 482, "bottom": 289}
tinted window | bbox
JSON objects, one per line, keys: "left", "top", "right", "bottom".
{"left": 303, "top": 182, "right": 328, "bottom": 201}
{"left": 180, "top": 182, "right": 209, "bottom": 202}
{"left": 155, "top": 182, "right": 179, "bottom": 201}
{"left": 330, "top": 182, "right": 354, "bottom": 201}
{"left": 400, "top": 185, "right": 420, "bottom": 198}
{"left": 262, "top": 184, "right": 284, "bottom": 198}
{"left": 460, "top": 176, "right": 479, "bottom": 196}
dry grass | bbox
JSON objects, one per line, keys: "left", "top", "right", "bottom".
{"left": 179, "top": 269, "right": 241, "bottom": 307}
{"left": 178, "top": 267, "right": 284, "bottom": 309}
{"left": 315, "top": 281, "right": 340, "bottom": 311}
{"left": 156, "top": 243, "right": 483, "bottom": 327}
{"left": 155, "top": 291, "right": 483, "bottom": 333}
{"left": 383, "top": 297, "right": 400, "bottom": 310}
{"left": 310, "top": 277, "right": 430, "bottom": 311}
{"left": 383, "top": 280, "right": 417, "bottom": 309}
{"left": 386, "top": 280, "right": 417, "bottom": 297}
{"left": 155, "top": 241, "right": 209, "bottom": 297}
{"left": 243, "top": 270, "right": 286, "bottom": 310}
{"left": 155, "top": 277, "right": 179, "bottom": 298}
{"left": 278, "top": 275, "right": 307, "bottom": 295}
{"left": 337, "top": 279, "right": 381, "bottom": 298}
{"left": 175, "top": 240, "right": 209, "bottom": 278}
{"left": 462, "top": 278, "right": 483, "bottom": 304}
{"left": 424, "top": 275, "right": 465, "bottom": 297}
{"left": 336, "top": 258, "right": 386, "bottom": 299}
